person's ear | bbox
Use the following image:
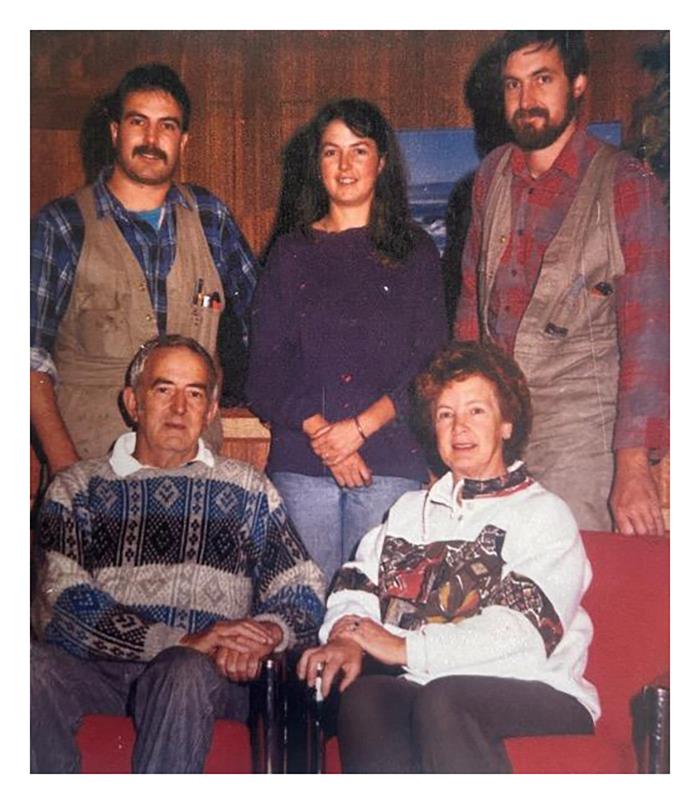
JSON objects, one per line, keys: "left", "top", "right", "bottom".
{"left": 179, "top": 131, "right": 189, "bottom": 158}
{"left": 122, "top": 386, "right": 139, "bottom": 426}
{"left": 205, "top": 398, "right": 219, "bottom": 429}
{"left": 572, "top": 73, "right": 587, "bottom": 100}
{"left": 109, "top": 120, "right": 119, "bottom": 148}
{"left": 502, "top": 421, "right": 513, "bottom": 441}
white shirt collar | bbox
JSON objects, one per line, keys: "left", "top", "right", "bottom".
{"left": 427, "top": 471, "right": 461, "bottom": 510}
{"left": 109, "top": 432, "right": 215, "bottom": 478}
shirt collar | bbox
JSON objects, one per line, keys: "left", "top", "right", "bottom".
{"left": 510, "top": 123, "right": 587, "bottom": 183}
{"left": 109, "top": 431, "right": 215, "bottom": 478}
{"left": 92, "top": 167, "right": 192, "bottom": 221}
{"left": 427, "top": 460, "right": 532, "bottom": 511}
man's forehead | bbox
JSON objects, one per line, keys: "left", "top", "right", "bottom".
{"left": 504, "top": 41, "right": 564, "bottom": 72}
{"left": 142, "top": 346, "right": 210, "bottom": 380}
{"left": 122, "top": 89, "right": 183, "bottom": 118}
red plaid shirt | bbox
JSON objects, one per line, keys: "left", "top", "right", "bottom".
{"left": 454, "top": 126, "right": 669, "bottom": 453}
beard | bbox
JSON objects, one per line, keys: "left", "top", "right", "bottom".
{"left": 509, "top": 92, "right": 577, "bottom": 151}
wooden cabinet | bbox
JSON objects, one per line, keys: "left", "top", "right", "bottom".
{"left": 219, "top": 407, "right": 270, "bottom": 473}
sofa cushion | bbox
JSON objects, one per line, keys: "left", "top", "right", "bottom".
{"left": 579, "top": 531, "right": 669, "bottom": 747}
{"left": 76, "top": 715, "right": 252, "bottom": 773}
{"left": 505, "top": 734, "right": 634, "bottom": 773}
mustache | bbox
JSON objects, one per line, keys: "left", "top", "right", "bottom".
{"left": 512, "top": 107, "right": 549, "bottom": 123}
{"left": 132, "top": 145, "right": 168, "bottom": 162}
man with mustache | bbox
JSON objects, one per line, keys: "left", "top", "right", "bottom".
{"left": 31, "top": 64, "right": 257, "bottom": 475}
{"left": 454, "top": 31, "right": 668, "bottom": 535}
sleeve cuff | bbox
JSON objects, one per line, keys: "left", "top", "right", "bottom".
{"left": 31, "top": 346, "right": 59, "bottom": 383}
{"left": 253, "top": 613, "right": 291, "bottom": 652}
{"left": 144, "top": 622, "right": 189, "bottom": 661}
{"left": 386, "top": 388, "right": 409, "bottom": 423}
{"left": 613, "top": 417, "right": 669, "bottom": 454}
{"left": 405, "top": 630, "right": 429, "bottom": 674}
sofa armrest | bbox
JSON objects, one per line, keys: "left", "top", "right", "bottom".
{"left": 631, "top": 678, "right": 670, "bottom": 773}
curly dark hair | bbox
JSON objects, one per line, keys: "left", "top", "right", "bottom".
{"left": 294, "top": 97, "right": 419, "bottom": 263}
{"left": 497, "top": 31, "right": 589, "bottom": 83}
{"left": 414, "top": 340, "right": 532, "bottom": 465}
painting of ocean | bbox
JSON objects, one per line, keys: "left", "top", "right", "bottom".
{"left": 397, "top": 123, "right": 622, "bottom": 255}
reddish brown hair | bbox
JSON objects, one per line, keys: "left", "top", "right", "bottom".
{"left": 414, "top": 340, "right": 532, "bottom": 465}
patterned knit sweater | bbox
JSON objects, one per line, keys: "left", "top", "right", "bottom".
{"left": 32, "top": 452, "right": 326, "bottom": 662}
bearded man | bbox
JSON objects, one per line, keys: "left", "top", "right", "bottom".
{"left": 31, "top": 63, "right": 257, "bottom": 476}
{"left": 454, "top": 31, "right": 669, "bottom": 534}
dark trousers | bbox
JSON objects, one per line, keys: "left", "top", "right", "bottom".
{"left": 338, "top": 674, "right": 594, "bottom": 773}
{"left": 30, "top": 642, "right": 248, "bottom": 773}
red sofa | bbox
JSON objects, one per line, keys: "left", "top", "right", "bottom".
{"left": 75, "top": 663, "right": 279, "bottom": 773}
{"left": 75, "top": 530, "right": 669, "bottom": 773}
{"left": 76, "top": 716, "right": 253, "bottom": 774}
{"left": 324, "top": 530, "right": 670, "bottom": 773}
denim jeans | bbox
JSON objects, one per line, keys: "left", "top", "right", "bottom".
{"left": 271, "top": 472, "right": 421, "bottom": 589}
{"left": 30, "top": 642, "right": 249, "bottom": 773}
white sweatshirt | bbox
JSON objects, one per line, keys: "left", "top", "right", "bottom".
{"left": 320, "top": 465, "right": 600, "bottom": 721}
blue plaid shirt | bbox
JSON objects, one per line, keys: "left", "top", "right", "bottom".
{"left": 30, "top": 168, "right": 258, "bottom": 398}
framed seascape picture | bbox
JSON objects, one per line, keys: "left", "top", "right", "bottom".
{"left": 397, "top": 122, "right": 623, "bottom": 255}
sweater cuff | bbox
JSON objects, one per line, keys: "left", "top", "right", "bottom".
{"left": 386, "top": 388, "right": 410, "bottom": 424}
{"left": 145, "top": 622, "right": 189, "bottom": 661}
{"left": 253, "top": 613, "right": 292, "bottom": 652}
{"left": 405, "top": 630, "right": 429, "bottom": 675}
{"left": 281, "top": 393, "right": 321, "bottom": 432}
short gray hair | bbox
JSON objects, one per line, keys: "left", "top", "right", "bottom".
{"left": 126, "top": 335, "right": 219, "bottom": 400}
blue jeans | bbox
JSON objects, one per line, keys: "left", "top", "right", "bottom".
{"left": 271, "top": 472, "right": 421, "bottom": 589}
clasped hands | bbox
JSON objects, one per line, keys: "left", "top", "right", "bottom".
{"left": 181, "top": 618, "right": 282, "bottom": 682}
{"left": 307, "top": 417, "right": 372, "bottom": 488}
{"left": 297, "top": 616, "right": 407, "bottom": 699}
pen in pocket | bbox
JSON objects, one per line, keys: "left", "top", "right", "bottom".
{"left": 192, "top": 281, "right": 222, "bottom": 310}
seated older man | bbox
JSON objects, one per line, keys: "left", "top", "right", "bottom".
{"left": 31, "top": 334, "right": 325, "bottom": 773}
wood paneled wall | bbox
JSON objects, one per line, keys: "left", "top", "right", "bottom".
{"left": 30, "top": 30, "right": 669, "bottom": 524}
{"left": 31, "top": 30, "right": 663, "bottom": 254}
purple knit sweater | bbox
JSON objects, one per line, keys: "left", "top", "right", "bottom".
{"left": 246, "top": 226, "right": 447, "bottom": 480}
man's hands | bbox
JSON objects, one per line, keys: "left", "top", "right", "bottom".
{"left": 181, "top": 619, "right": 283, "bottom": 682}
{"left": 610, "top": 448, "right": 666, "bottom": 536}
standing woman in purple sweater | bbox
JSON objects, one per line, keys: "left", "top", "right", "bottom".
{"left": 246, "top": 98, "right": 447, "bottom": 589}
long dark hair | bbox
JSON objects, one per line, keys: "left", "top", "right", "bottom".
{"left": 295, "top": 98, "right": 419, "bottom": 263}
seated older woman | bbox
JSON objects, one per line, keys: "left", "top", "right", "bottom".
{"left": 298, "top": 340, "right": 599, "bottom": 773}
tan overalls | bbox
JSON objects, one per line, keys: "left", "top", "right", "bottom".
{"left": 478, "top": 144, "right": 624, "bottom": 531}
{"left": 53, "top": 184, "right": 224, "bottom": 460}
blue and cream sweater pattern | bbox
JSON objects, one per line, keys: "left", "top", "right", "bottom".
{"left": 32, "top": 456, "right": 325, "bottom": 662}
